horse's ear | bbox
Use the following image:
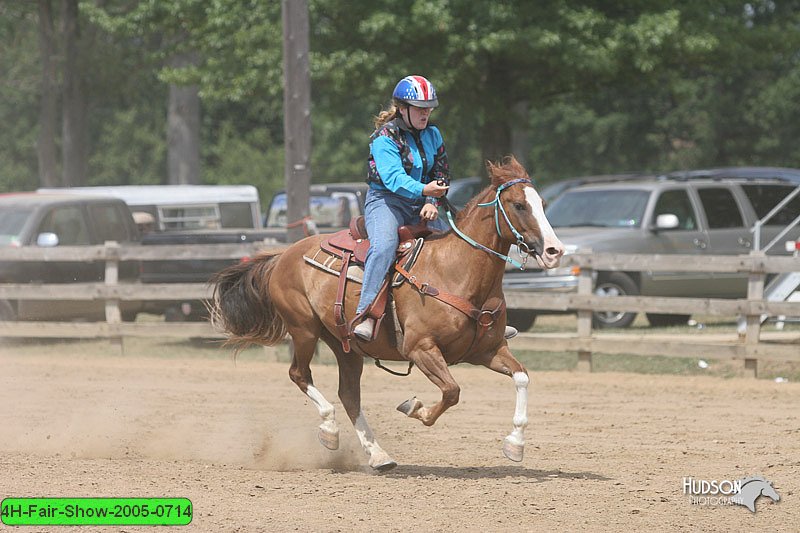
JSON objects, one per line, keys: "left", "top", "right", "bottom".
{"left": 485, "top": 159, "right": 503, "bottom": 187}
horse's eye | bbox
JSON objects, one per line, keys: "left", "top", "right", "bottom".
{"left": 513, "top": 203, "right": 526, "bottom": 211}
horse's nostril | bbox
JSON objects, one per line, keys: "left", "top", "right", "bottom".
{"left": 545, "top": 247, "right": 563, "bottom": 256}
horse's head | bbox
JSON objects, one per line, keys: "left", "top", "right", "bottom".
{"left": 485, "top": 156, "right": 564, "bottom": 269}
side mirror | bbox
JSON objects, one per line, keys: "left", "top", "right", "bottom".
{"left": 36, "top": 232, "right": 59, "bottom": 247}
{"left": 653, "top": 214, "right": 680, "bottom": 231}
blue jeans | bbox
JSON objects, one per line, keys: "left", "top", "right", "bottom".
{"left": 356, "top": 188, "right": 447, "bottom": 315}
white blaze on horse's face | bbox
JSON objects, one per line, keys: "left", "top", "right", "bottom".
{"left": 523, "top": 186, "right": 565, "bottom": 269}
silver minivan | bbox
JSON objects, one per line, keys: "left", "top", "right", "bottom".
{"left": 503, "top": 173, "right": 800, "bottom": 328}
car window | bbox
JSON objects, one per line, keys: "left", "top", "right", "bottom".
{"left": 158, "top": 204, "right": 220, "bottom": 230}
{"left": 653, "top": 189, "right": 697, "bottom": 230}
{"left": 220, "top": 202, "right": 256, "bottom": 228}
{"left": 546, "top": 189, "right": 650, "bottom": 228}
{"left": 89, "top": 204, "right": 130, "bottom": 243}
{"left": 0, "top": 207, "right": 32, "bottom": 246}
{"left": 697, "top": 188, "right": 744, "bottom": 229}
{"left": 740, "top": 184, "right": 800, "bottom": 225}
{"left": 38, "top": 206, "right": 91, "bottom": 245}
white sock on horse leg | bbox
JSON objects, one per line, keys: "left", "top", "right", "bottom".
{"left": 306, "top": 385, "right": 339, "bottom": 446}
{"left": 353, "top": 411, "right": 395, "bottom": 469}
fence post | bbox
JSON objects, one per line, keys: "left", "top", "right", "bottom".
{"left": 742, "top": 253, "right": 765, "bottom": 378}
{"left": 576, "top": 258, "right": 593, "bottom": 372}
{"left": 104, "top": 241, "right": 123, "bottom": 355}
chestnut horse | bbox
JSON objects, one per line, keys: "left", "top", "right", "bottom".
{"left": 210, "top": 157, "right": 564, "bottom": 471}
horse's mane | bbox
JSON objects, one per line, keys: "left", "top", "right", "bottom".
{"left": 454, "top": 155, "right": 530, "bottom": 224}
{"left": 487, "top": 155, "right": 529, "bottom": 188}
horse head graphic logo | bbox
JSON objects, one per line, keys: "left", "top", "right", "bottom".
{"left": 730, "top": 476, "right": 780, "bottom": 513}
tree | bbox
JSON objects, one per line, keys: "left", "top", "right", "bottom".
{"left": 37, "top": 0, "right": 58, "bottom": 187}
{"left": 61, "top": 0, "right": 88, "bottom": 186}
{"left": 167, "top": 50, "right": 201, "bottom": 184}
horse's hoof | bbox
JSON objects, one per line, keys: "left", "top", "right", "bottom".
{"left": 396, "top": 397, "right": 422, "bottom": 417}
{"left": 318, "top": 425, "right": 339, "bottom": 450}
{"left": 372, "top": 458, "right": 398, "bottom": 472}
{"left": 502, "top": 437, "right": 524, "bottom": 462}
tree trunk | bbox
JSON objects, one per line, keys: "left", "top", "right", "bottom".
{"left": 61, "top": 0, "right": 88, "bottom": 186}
{"left": 37, "top": 0, "right": 59, "bottom": 187}
{"left": 481, "top": 114, "right": 511, "bottom": 169}
{"left": 480, "top": 60, "right": 513, "bottom": 170}
{"left": 167, "top": 52, "right": 201, "bottom": 185}
{"left": 282, "top": 0, "right": 312, "bottom": 242}
{"left": 510, "top": 100, "right": 529, "bottom": 170}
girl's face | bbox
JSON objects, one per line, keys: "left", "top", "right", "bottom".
{"left": 403, "top": 105, "right": 432, "bottom": 129}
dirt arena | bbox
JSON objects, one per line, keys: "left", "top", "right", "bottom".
{"left": 1, "top": 343, "right": 797, "bottom": 532}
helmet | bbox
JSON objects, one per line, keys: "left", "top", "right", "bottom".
{"left": 392, "top": 75, "right": 439, "bottom": 108}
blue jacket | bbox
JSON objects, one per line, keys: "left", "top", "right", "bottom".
{"left": 366, "top": 118, "right": 450, "bottom": 201}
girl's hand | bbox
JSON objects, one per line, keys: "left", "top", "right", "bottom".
{"left": 420, "top": 203, "right": 439, "bottom": 221}
{"left": 422, "top": 181, "right": 449, "bottom": 198}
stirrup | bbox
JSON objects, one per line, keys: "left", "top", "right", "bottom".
{"left": 504, "top": 325, "right": 518, "bottom": 339}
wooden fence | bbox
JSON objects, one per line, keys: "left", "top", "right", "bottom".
{"left": 1, "top": 242, "right": 798, "bottom": 377}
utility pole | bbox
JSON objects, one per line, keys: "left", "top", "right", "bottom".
{"left": 282, "top": 0, "right": 312, "bottom": 242}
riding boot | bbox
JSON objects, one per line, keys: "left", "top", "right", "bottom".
{"left": 354, "top": 317, "right": 376, "bottom": 341}
{"left": 504, "top": 325, "right": 518, "bottom": 339}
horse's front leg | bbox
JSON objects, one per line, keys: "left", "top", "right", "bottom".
{"left": 397, "top": 342, "right": 460, "bottom": 427}
{"left": 475, "top": 344, "right": 529, "bottom": 462}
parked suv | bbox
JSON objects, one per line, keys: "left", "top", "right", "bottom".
{"left": 0, "top": 192, "right": 141, "bottom": 321}
{"left": 503, "top": 169, "right": 800, "bottom": 329}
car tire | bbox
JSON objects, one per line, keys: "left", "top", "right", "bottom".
{"left": 592, "top": 272, "right": 638, "bottom": 329}
{"left": 0, "top": 299, "right": 17, "bottom": 321}
{"left": 506, "top": 309, "right": 537, "bottom": 332}
{"left": 646, "top": 313, "right": 691, "bottom": 327}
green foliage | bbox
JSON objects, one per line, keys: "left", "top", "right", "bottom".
{"left": 203, "top": 122, "right": 284, "bottom": 204}
{"left": 3, "top": 1, "right": 800, "bottom": 196}
{"left": 0, "top": 4, "right": 40, "bottom": 192}
{"left": 88, "top": 108, "right": 166, "bottom": 185}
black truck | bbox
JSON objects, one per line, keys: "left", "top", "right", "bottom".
{"left": 0, "top": 192, "right": 142, "bottom": 321}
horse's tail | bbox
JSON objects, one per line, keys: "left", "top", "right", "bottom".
{"left": 209, "top": 250, "right": 288, "bottom": 351}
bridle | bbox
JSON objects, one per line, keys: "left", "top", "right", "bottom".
{"left": 443, "top": 178, "right": 536, "bottom": 270}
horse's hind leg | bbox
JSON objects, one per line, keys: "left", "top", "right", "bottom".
{"left": 473, "top": 345, "right": 529, "bottom": 462}
{"left": 324, "top": 335, "right": 396, "bottom": 471}
{"left": 288, "top": 332, "right": 340, "bottom": 450}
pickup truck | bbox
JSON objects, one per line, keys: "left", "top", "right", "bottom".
{"left": 140, "top": 183, "right": 370, "bottom": 320}
{"left": 0, "top": 192, "right": 141, "bottom": 321}
{"left": 137, "top": 228, "right": 282, "bottom": 320}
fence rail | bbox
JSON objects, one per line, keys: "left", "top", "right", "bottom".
{"left": 1, "top": 243, "right": 798, "bottom": 377}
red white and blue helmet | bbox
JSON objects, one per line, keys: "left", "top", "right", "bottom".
{"left": 392, "top": 75, "right": 439, "bottom": 108}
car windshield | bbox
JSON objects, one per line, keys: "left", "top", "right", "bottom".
{"left": 266, "top": 192, "right": 359, "bottom": 228}
{"left": 0, "top": 207, "right": 32, "bottom": 246}
{"left": 546, "top": 189, "right": 650, "bottom": 228}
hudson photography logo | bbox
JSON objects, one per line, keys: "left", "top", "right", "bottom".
{"left": 682, "top": 475, "right": 781, "bottom": 513}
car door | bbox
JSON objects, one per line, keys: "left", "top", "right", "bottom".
{"left": 643, "top": 187, "right": 711, "bottom": 296}
{"left": 19, "top": 204, "right": 101, "bottom": 319}
{"left": 695, "top": 186, "right": 751, "bottom": 297}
